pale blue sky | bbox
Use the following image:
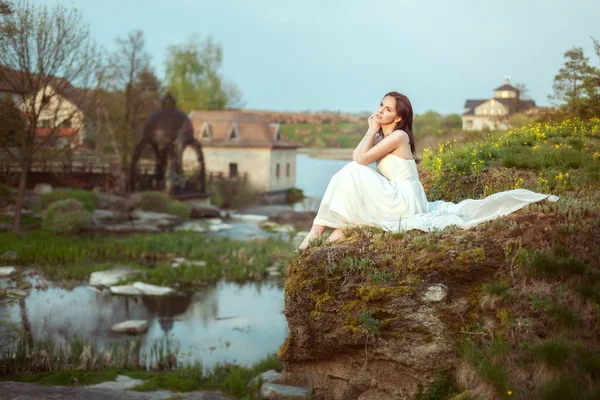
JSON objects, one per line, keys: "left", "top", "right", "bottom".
{"left": 39, "top": 0, "right": 600, "bottom": 114}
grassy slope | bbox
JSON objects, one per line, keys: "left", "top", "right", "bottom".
{"left": 286, "top": 118, "right": 600, "bottom": 400}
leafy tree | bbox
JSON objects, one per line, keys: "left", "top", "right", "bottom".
{"left": 414, "top": 110, "right": 443, "bottom": 136}
{"left": 165, "top": 35, "right": 243, "bottom": 113}
{"left": 0, "top": 0, "right": 98, "bottom": 232}
{"left": 550, "top": 46, "right": 596, "bottom": 117}
{"left": 442, "top": 113, "right": 462, "bottom": 130}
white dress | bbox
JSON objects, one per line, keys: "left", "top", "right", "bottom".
{"left": 313, "top": 154, "right": 558, "bottom": 232}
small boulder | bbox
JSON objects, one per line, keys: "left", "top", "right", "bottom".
{"left": 33, "top": 183, "right": 53, "bottom": 195}
{"left": 0, "top": 266, "right": 17, "bottom": 277}
{"left": 110, "top": 285, "right": 142, "bottom": 295}
{"left": 89, "top": 266, "right": 139, "bottom": 287}
{"left": 422, "top": 284, "right": 448, "bottom": 303}
{"left": 248, "top": 369, "right": 281, "bottom": 389}
{"left": 0, "top": 251, "right": 18, "bottom": 262}
{"left": 111, "top": 320, "right": 148, "bottom": 334}
{"left": 132, "top": 282, "right": 175, "bottom": 296}
{"left": 190, "top": 204, "right": 221, "bottom": 219}
{"left": 261, "top": 383, "right": 311, "bottom": 399}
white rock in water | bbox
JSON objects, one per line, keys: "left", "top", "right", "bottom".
{"left": 422, "top": 284, "right": 448, "bottom": 303}
{"left": 132, "top": 282, "right": 175, "bottom": 296}
{"left": 208, "top": 223, "right": 233, "bottom": 232}
{"left": 89, "top": 267, "right": 139, "bottom": 287}
{"left": 261, "top": 383, "right": 311, "bottom": 399}
{"left": 248, "top": 369, "right": 281, "bottom": 389}
{"left": 110, "top": 285, "right": 142, "bottom": 295}
{"left": 131, "top": 210, "right": 179, "bottom": 221}
{"left": 111, "top": 320, "right": 148, "bottom": 334}
{"left": 86, "top": 375, "right": 145, "bottom": 390}
{"left": 0, "top": 266, "right": 17, "bottom": 277}
{"left": 230, "top": 213, "right": 269, "bottom": 222}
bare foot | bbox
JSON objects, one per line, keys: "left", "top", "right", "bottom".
{"left": 298, "top": 233, "right": 321, "bottom": 251}
{"left": 327, "top": 228, "right": 346, "bottom": 243}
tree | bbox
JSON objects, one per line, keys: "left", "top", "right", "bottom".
{"left": 90, "top": 30, "right": 161, "bottom": 188}
{"left": 0, "top": 0, "right": 98, "bottom": 232}
{"left": 550, "top": 46, "right": 595, "bottom": 116}
{"left": 581, "top": 37, "right": 600, "bottom": 118}
{"left": 165, "top": 36, "right": 243, "bottom": 113}
{"left": 441, "top": 113, "right": 462, "bottom": 130}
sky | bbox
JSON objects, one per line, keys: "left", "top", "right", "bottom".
{"left": 37, "top": 0, "right": 600, "bottom": 115}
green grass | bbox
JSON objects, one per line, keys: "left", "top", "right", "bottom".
{"left": 0, "top": 230, "right": 292, "bottom": 284}
{"left": 421, "top": 118, "right": 600, "bottom": 202}
{"left": 413, "top": 371, "right": 459, "bottom": 400}
{"left": 40, "top": 189, "right": 98, "bottom": 211}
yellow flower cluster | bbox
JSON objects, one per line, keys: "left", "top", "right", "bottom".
{"left": 513, "top": 177, "right": 524, "bottom": 189}
{"left": 555, "top": 172, "right": 570, "bottom": 190}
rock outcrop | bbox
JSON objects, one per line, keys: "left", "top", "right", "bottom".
{"left": 279, "top": 224, "right": 509, "bottom": 399}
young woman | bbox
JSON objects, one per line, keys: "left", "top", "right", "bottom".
{"left": 298, "top": 91, "right": 557, "bottom": 252}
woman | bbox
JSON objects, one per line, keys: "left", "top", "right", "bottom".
{"left": 298, "top": 91, "right": 557, "bottom": 252}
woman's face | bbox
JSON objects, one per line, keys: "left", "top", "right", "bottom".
{"left": 376, "top": 95, "right": 402, "bottom": 126}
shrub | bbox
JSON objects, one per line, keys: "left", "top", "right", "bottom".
{"left": 285, "top": 187, "right": 305, "bottom": 204}
{"left": 42, "top": 199, "right": 90, "bottom": 235}
{"left": 210, "top": 179, "right": 260, "bottom": 209}
{"left": 136, "top": 191, "right": 171, "bottom": 213}
{"left": 167, "top": 201, "right": 192, "bottom": 220}
{"left": 40, "top": 189, "right": 98, "bottom": 212}
{"left": 0, "top": 183, "right": 13, "bottom": 208}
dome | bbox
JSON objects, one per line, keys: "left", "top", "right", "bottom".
{"left": 142, "top": 93, "right": 194, "bottom": 143}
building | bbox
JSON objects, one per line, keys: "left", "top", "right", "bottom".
{"left": 188, "top": 110, "right": 301, "bottom": 198}
{"left": 0, "top": 66, "right": 90, "bottom": 147}
{"left": 462, "top": 78, "right": 536, "bottom": 131}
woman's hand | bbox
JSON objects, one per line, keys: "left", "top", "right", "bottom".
{"left": 367, "top": 113, "right": 381, "bottom": 133}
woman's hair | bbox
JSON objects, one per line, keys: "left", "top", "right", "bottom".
{"left": 383, "top": 91, "right": 419, "bottom": 163}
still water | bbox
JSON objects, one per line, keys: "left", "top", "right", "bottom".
{"left": 3, "top": 275, "right": 287, "bottom": 369}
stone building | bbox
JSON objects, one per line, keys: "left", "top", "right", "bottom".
{"left": 188, "top": 110, "right": 301, "bottom": 198}
{"left": 462, "top": 77, "right": 536, "bottom": 131}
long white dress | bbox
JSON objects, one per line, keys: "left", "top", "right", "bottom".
{"left": 313, "top": 154, "right": 558, "bottom": 233}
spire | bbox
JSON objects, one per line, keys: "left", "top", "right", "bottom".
{"left": 504, "top": 76, "right": 511, "bottom": 85}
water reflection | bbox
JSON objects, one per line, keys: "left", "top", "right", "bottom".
{"left": 3, "top": 278, "right": 287, "bottom": 368}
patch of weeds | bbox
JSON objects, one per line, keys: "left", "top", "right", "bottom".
{"left": 534, "top": 376, "right": 597, "bottom": 400}
{"left": 17, "top": 369, "right": 119, "bottom": 386}
{"left": 370, "top": 269, "right": 392, "bottom": 283}
{"left": 461, "top": 340, "right": 510, "bottom": 395}
{"left": 526, "top": 250, "right": 588, "bottom": 278}
{"left": 482, "top": 280, "right": 511, "bottom": 297}
{"left": 413, "top": 371, "right": 458, "bottom": 400}
{"left": 529, "top": 294, "right": 554, "bottom": 312}
{"left": 532, "top": 339, "right": 571, "bottom": 368}
{"left": 359, "top": 309, "right": 382, "bottom": 336}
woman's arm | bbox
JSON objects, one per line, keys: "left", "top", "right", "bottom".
{"left": 352, "top": 130, "right": 376, "bottom": 162}
{"left": 354, "top": 130, "right": 408, "bottom": 165}
{"left": 352, "top": 113, "right": 380, "bottom": 162}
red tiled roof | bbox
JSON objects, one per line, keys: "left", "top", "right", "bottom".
{"left": 189, "top": 110, "right": 300, "bottom": 149}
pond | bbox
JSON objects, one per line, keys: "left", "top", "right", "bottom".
{"left": 1, "top": 274, "right": 287, "bottom": 369}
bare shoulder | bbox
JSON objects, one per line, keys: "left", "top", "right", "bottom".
{"left": 391, "top": 129, "right": 409, "bottom": 142}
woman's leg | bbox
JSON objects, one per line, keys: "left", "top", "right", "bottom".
{"left": 327, "top": 228, "right": 346, "bottom": 243}
{"left": 298, "top": 223, "right": 327, "bottom": 251}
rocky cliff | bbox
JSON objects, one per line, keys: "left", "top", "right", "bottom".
{"left": 279, "top": 208, "right": 600, "bottom": 400}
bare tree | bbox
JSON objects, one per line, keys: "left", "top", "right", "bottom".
{"left": 0, "top": 0, "right": 98, "bottom": 232}
{"left": 106, "top": 30, "right": 152, "bottom": 176}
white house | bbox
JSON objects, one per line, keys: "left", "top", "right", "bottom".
{"left": 0, "top": 66, "right": 90, "bottom": 147}
{"left": 462, "top": 78, "right": 536, "bottom": 131}
{"left": 188, "top": 110, "right": 301, "bottom": 197}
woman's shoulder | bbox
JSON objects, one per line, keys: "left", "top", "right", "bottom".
{"left": 390, "top": 129, "right": 409, "bottom": 141}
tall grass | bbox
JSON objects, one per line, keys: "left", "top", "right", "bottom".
{"left": 0, "top": 230, "right": 291, "bottom": 283}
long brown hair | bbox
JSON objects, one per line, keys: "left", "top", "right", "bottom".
{"left": 383, "top": 91, "right": 419, "bottom": 163}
